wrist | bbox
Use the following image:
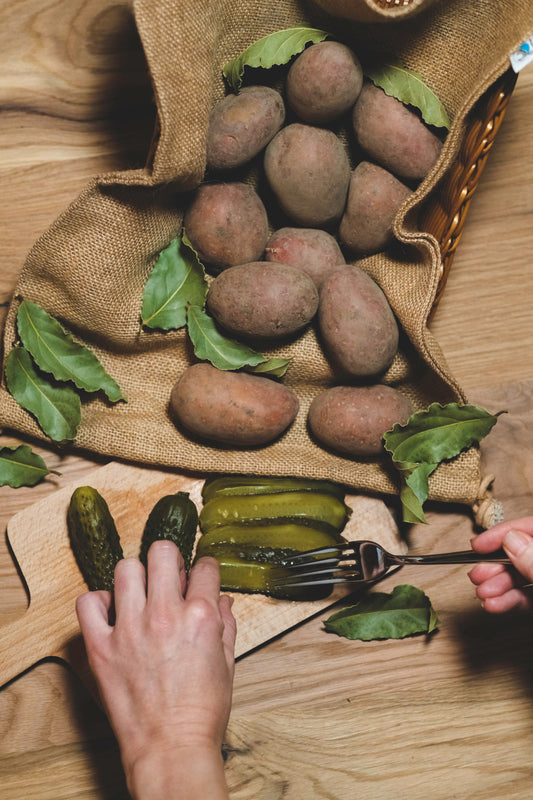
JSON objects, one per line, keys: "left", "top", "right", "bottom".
{"left": 127, "top": 744, "right": 229, "bottom": 800}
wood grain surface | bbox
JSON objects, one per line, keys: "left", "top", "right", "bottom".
{"left": 1, "top": 2, "right": 533, "bottom": 798}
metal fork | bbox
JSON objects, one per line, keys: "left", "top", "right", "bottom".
{"left": 273, "top": 539, "right": 512, "bottom": 588}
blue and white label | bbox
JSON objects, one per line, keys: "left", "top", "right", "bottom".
{"left": 510, "top": 37, "right": 533, "bottom": 72}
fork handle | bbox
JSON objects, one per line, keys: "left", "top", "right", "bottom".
{"left": 397, "top": 548, "right": 511, "bottom": 566}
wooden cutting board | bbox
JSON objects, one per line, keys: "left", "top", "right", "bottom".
{"left": 0, "top": 461, "right": 404, "bottom": 688}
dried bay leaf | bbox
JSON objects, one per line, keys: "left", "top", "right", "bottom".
{"left": 324, "top": 584, "right": 438, "bottom": 641}
{"left": 17, "top": 300, "right": 124, "bottom": 403}
{"left": 364, "top": 61, "right": 450, "bottom": 130}
{"left": 141, "top": 235, "right": 207, "bottom": 330}
{"left": 5, "top": 347, "right": 81, "bottom": 442}
{"left": 0, "top": 444, "right": 59, "bottom": 488}
{"left": 223, "top": 26, "right": 330, "bottom": 91}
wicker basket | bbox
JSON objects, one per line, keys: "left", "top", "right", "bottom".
{"left": 422, "top": 68, "right": 518, "bottom": 311}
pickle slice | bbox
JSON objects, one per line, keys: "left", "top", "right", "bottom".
{"left": 198, "top": 544, "right": 333, "bottom": 600}
{"left": 199, "top": 491, "right": 351, "bottom": 535}
{"left": 197, "top": 522, "right": 344, "bottom": 553}
{"left": 201, "top": 474, "right": 345, "bottom": 503}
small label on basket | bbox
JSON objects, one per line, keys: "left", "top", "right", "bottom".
{"left": 510, "top": 38, "right": 533, "bottom": 72}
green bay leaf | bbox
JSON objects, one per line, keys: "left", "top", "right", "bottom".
{"left": 223, "top": 26, "right": 330, "bottom": 91}
{"left": 5, "top": 347, "right": 81, "bottom": 442}
{"left": 141, "top": 235, "right": 207, "bottom": 330}
{"left": 365, "top": 61, "right": 450, "bottom": 130}
{"left": 16, "top": 300, "right": 124, "bottom": 403}
{"left": 324, "top": 584, "right": 438, "bottom": 641}
{"left": 0, "top": 444, "right": 59, "bottom": 488}
{"left": 186, "top": 305, "right": 266, "bottom": 371}
{"left": 249, "top": 356, "right": 292, "bottom": 378}
{"left": 383, "top": 403, "right": 501, "bottom": 466}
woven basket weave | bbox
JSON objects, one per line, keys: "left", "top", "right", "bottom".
{"left": 423, "top": 68, "right": 518, "bottom": 311}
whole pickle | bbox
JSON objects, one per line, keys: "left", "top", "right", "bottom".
{"left": 140, "top": 491, "right": 199, "bottom": 572}
{"left": 67, "top": 486, "right": 123, "bottom": 591}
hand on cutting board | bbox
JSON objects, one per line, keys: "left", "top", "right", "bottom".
{"left": 76, "top": 540, "right": 236, "bottom": 800}
{"left": 469, "top": 517, "right": 533, "bottom": 613}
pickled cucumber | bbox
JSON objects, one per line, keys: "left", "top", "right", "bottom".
{"left": 140, "top": 491, "right": 198, "bottom": 572}
{"left": 199, "top": 491, "right": 351, "bottom": 535}
{"left": 195, "top": 542, "right": 333, "bottom": 600}
{"left": 201, "top": 474, "right": 345, "bottom": 503}
{"left": 67, "top": 486, "right": 123, "bottom": 591}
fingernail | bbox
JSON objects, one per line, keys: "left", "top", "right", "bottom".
{"left": 503, "top": 529, "right": 530, "bottom": 557}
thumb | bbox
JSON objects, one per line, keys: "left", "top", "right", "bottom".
{"left": 502, "top": 530, "right": 533, "bottom": 581}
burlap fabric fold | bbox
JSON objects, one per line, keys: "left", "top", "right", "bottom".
{"left": 0, "top": 0, "right": 531, "bottom": 510}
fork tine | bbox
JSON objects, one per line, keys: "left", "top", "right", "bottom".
{"left": 275, "top": 576, "right": 363, "bottom": 589}
{"left": 280, "top": 543, "right": 349, "bottom": 566}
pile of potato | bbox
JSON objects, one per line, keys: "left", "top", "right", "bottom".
{"left": 170, "top": 40, "right": 444, "bottom": 458}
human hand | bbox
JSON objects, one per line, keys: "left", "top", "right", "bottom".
{"left": 75, "top": 540, "right": 237, "bottom": 800}
{"left": 469, "top": 517, "right": 533, "bottom": 613}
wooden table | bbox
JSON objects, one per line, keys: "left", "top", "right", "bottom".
{"left": 1, "top": 4, "right": 533, "bottom": 798}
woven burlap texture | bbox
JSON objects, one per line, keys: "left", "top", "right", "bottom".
{"left": 0, "top": 0, "right": 531, "bottom": 506}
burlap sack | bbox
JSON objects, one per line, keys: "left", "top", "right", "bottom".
{"left": 1, "top": 0, "right": 531, "bottom": 515}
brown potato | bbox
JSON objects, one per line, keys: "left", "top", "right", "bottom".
{"left": 264, "top": 227, "right": 346, "bottom": 289}
{"left": 263, "top": 123, "right": 351, "bottom": 227}
{"left": 308, "top": 384, "right": 413, "bottom": 457}
{"left": 206, "top": 86, "right": 285, "bottom": 171}
{"left": 286, "top": 40, "right": 363, "bottom": 124}
{"left": 183, "top": 182, "right": 269, "bottom": 271}
{"left": 339, "top": 161, "right": 411, "bottom": 255}
{"left": 206, "top": 261, "right": 319, "bottom": 340}
{"left": 170, "top": 363, "right": 299, "bottom": 446}
{"left": 318, "top": 265, "right": 399, "bottom": 377}
{"left": 352, "top": 82, "right": 443, "bottom": 181}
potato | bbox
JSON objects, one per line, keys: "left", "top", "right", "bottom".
{"left": 352, "top": 82, "right": 443, "bottom": 181}
{"left": 206, "top": 86, "right": 285, "bottom": 170}
{"left": 170, "top": 363, "right": 299, "bottom": 446}
{"left": 183, "top": 182, "right": 269, "bottom": 271}
{"left": 206, "top": 261, "right": 319, "bottom": 340}
{"left": 264, "top": 227, "right": 346, "bottom": 289}
{"left": 264, "top": 123, "right": 351, "bottom": 227}
{"left": 286, "top": 40, "right": 363, "bottom": 124}
{"left": 339, "top": 161, "right": 411, "bottom": 255}
{"left": 308, "top": 384, "right": 413, "bottom": 457}
{"left": 318, "top": 265, "right": 399, "bottom": 377}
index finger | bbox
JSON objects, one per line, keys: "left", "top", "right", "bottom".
{"left": 473, "top": 518, "right": 533, "bottom": 553}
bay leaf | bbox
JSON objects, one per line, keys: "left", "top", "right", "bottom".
{"left": 17, "top": 300, "right": 124, "bottom": 403}
{"left": 324, "top": 584, "right": 438, "bottom": 641}
{"left": 249, "top": 356, "right": 292, "bottom": 378}
{"left": 141, "top": 235, "right": 207, "bottom": 330}
{"left": 365, "top": 61, "right": 450, "bottom": 130}
{"left": 0, "top": 444, "right": 59, "bottom": 488}
{"left": 223, "top": 26, "right": 330, "bottom": 91}
{"left": 383, "top": 403, "right": 502, "bottom": 523}
{"left": 5, "top": 347, "right": 81, "bottom": 442}
{"left": 383, "top": 403, "right": 501, "bottom": 466}
{"left": 186, "top": 305, "right": 267, "bottom": 371}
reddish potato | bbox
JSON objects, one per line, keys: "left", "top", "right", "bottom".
{"left": 206, "top": 86, "right": 285, "bottom": 170}
{"left": 170, "top": 363, "right": 299, "bottom": 447}
{"left": 308, "top": 384, "right": 413, "bottom": 457}
{"left": 339, "top": 161, "right": 411, "bottom": 255}
{"left": 264, "top": 123, "right": 351, "bottom": 227}
{"left": 183, "top": 182, "right": 269, "bottom": 271}
{"left": 352, "top": 82, "right": 443, "bottom": 181}
{"left": 265, "top": 227, "right": 346, "bottom": 289}
{"left": 318, "top": 265, "right": 399, "bottom": 377}
{"left": 207, "top": 261, "right": 319, "bottom": 340}
{"left": 286, "top": 40, "right": 363, "bottom": 124}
